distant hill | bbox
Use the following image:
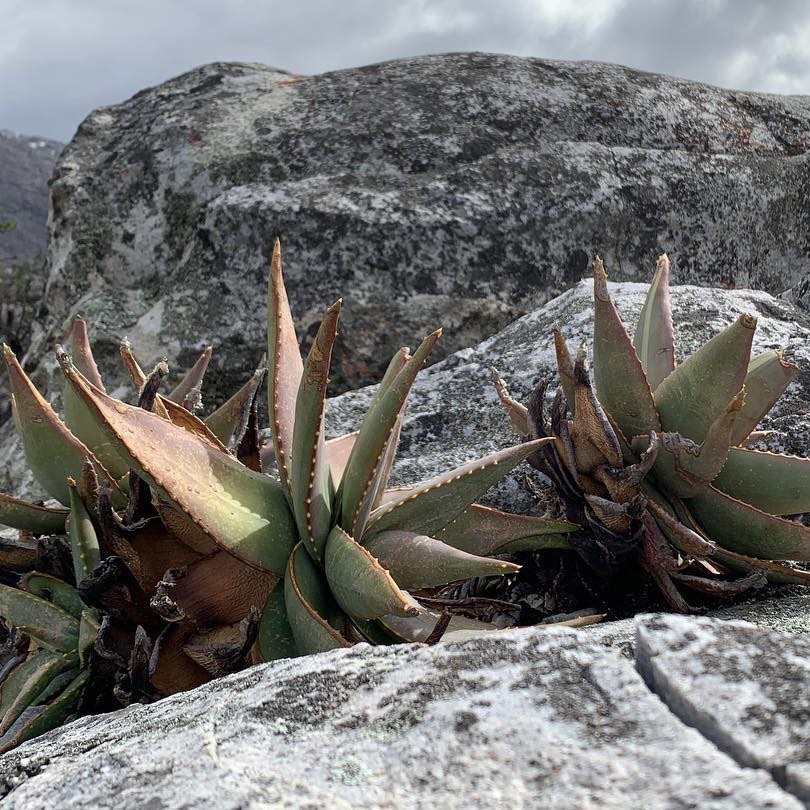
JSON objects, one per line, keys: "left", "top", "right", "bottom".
{"left": 0, "top": 130, "right": 63, "bottom": 263}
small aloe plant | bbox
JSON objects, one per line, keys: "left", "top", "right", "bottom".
{"left": 0, "top": 240, "right": 578, "bottom": 750}
{"left": 495, "top": 254, "right": 810, "bottom": 611}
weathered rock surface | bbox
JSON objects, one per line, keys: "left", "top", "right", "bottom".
{"left": 636, "top": 614, "right": 810, "bottom": 803}
{"left": 31, "top": 53, "right": 810, "bottom": 407}
{"left": 0, "top": 130, "right": 62, "bottom": 263}
{"left": 0, "top": 617, "right": 802, "bottom": 809}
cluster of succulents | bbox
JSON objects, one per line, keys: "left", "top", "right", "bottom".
{"left": 494, "top": 255, "right": 810, "bottom": 612}
{"left": 2, "top": 242, "right": 809, "bottom": 753}
{"left": 0, "top": 241, "right": 580, "bottom": 751}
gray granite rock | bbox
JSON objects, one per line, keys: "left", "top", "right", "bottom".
{"left": 636, "top": 613, "right": 810, "bottom": 804}
{"left": 30, "top": 53, "right": 810, "bottom": 409}
{"left": 0, "top": 621, "right": 800, "bottom": 809}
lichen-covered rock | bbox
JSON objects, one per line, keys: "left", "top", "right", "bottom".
{"left": 0, "top": 620, "right": 801, "bottom": 809}
{"left": 31, "top": 53, "right": 810, "bottom": 407}
{"left": 636, "top": 613, "right": 810, "bottom": 803}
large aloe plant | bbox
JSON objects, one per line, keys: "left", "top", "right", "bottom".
{"left": 495, "top": 255, "right": 810, "bottom": 611}
{"left": 0, "top": 240, "right": 578, "bottom": 749}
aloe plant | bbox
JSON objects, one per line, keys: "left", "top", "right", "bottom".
{"left": 494, "top": 254, "right": 810, "bottom": 611}
{"left": 0, "top": 240, "right": 578, "bottom": 749}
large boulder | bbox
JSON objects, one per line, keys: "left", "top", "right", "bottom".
{"left": 32, "top": 53, "right": 810, "bottom": 405}
{"left": 0, "top": 615, "right": 805, "bottom": 808}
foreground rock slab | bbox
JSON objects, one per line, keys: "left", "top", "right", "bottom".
{"left": 636, "top": 614, "right": 810, "bottom": 804}
{"left": 0, "top": 620, "right": 799, "bottom": 809}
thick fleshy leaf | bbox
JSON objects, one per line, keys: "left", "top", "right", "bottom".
{"left": 118, "top": 339, "right": 172, "bottom": 421}
{"left": 378, "top": 607, "right": 500, "bottom": 643}
{"left": 20, "top": 574, "right": 84, "bottom": 619}
{"left": 364, "top": 530, "right": 519, "bottom": 589}
{"left": 59, "top": 356, "right": 297, "bottom": 575}
{"left": 326, "top": 432, "right": 358, "bottom": 490}
{"left": 284, "top": 542, "right": 350, "bottom": 654}
{"left": 0, "top": 650, "right": 58, "bottom": 718}
{"left": 339, "top": 330, "right": 440, "bottom": 536}
{"left": 267, "top": 239, "right": 305, "bottom": 502}
{"left": 163, "top": 551, "right": 278, "bottom": 628}
{"left": 641, "top": 390, "right": 744, "bottom": 498}
{"left": 3, "top": 344, "right": 121, "bottom": 504}
{"left": 149, "top": 624, "right": 210, "bottom": 696}
{"left": 654, "top": 313, "right": 755, "bottom": 443}
{"left": 78, "top": 610, "right": 99, "bottom": 666}
{"left": 553, "top": 329, "right": 577, "bottom": 415}
{"left": 67, "top": 480, "right": 101, "bottom": 583}
{"left": 0, "top": 651, "right": 76, "bottom": 735}
{"left": 713, "top": 447, "right": 810, "bottom": 515}
{"left": 633, "top": 254, "right": 675, "bottom": 391}
{"left": 324, "top": 525, "right": 418, "bottom": 619}
{"left": 366, "top": 438, "right": 555, "bottom": 539}
{"left": 205, "top": 365, "right": 266, "bottom": 448}
{"left": 290, "top": 300, "right": 341, "bottom": 559}
{"left": 591, "top": 258, "right": 661, "bottom": 440}
{"left": 731, "top": 350, "right": 798, "bottom": 445}
{"left": 168, "top": 345, "right": 212, "bottom": 405}
{"left": 69, "top": 316, "right": 106, "bottom": 390}
{"left": 62, "top": 334, "right": 131, "bottom": 482}
{"left": 434, "top": 504, "right": 575, "bottom": 555}
{"left": 256, "top": 586, "right": 297, "bottom": 662}
{"left": 711, "top": 545, "right": 810, "bottom": 586}
{"left": 0, "top": 585, "right": 79, "bottom": 652}
{"left": 490, "top": 367, "right": 530, "bottom": 435}
{"left": 0, "top": 668, "right": 87, "bottom": 754}
{"left": 0, "top": 494, "right": 67, "bottom": 533}
{"left": 688, "top": 484, "right": 810, "bottom": 560}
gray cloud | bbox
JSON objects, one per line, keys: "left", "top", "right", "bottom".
{"left": 1, "top": 0, "right": 808, "bottom": 142}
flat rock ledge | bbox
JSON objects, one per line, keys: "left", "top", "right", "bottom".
{"left": 0, "top": 614, "right": 807, "bottom": 809}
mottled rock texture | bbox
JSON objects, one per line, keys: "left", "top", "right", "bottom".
{"left": 32, "top": 53, "right": 810, "bottom": 406}
{"left": 0, "top": 619, "right": 801, "bottom": 809}
{"left": 636, "top": 614, "right": 810, "bottom": 803}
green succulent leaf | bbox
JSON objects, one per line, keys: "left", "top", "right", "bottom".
{"left": 267, "top": 239, "right": 305, "bottom": 502}
{"left": 633, "top": 254, "right": 675, "bottom": 391}
{"left": 338, "top": 331, "right": 440, "bottom": 537}
{"left": 711, "top": 545, "right": 810, "bottom": 586}
{"left": 67, "top": 479, "right": 101, "bottom": 583}
{"left": 366, "top": 438, "right": 555, "bottom": 539}
{"left": 205, "top": 365, "right": 266, "bottom": 448}
{"left": 0, "top": 493, "right": 67, "bottom": 534}
{"left": 256, "top": 587, "right": 297, "bottom": 662}
{"left": 290, "top": 300, "right": 341, "bottom": 560}
{"left": 0, "top": 650, "right": 76, "bottom": 736}
{"left": 0, "top": 669, "right": 88, "bottom": 755}
{"left": 654, "top": 313, "right": 755, "bottom": 443}
{"left": 3, "top": 344, "right": 122, "bottom": 505}
{"left": 168, "top": 345, "right": 212, "bottom": 405}
{"left": 363, "top": 530, "right": 520, "bottom": 590}
{"left": 20, "top": 574, "right": 84, "bottom": 619}
{"left": 713, "top": 448, "right": 810, "bottom": 516}
{"left": 591, "top": 258, "right": 661, "bottom": 440}
{"left": 63, "top": 322, "right": 131, "bottom": 481}
{"left": 687, "top": 484, "right": 810, "bottom": 560}
{"left": 59, "top": 355, "right": 297, "bottom": 576}
{"left": 284, "top": 542, "right": 351, "bottom": 655}
{"left": 730, "top": 350, "right": 798, "bottom": 445}
{"left": 78, "top": 610, "right": 100, "bottom": 667}
{"left": 553, "top": 328, "right": 577, "bottom": 416}
{"left": 324, "top": 525, "right": 418, "bottom": 620}
{"left": 0, "top": 585, "right": 80, "bottom": 652}
{"left": 326, "top": 431, "right": 358, "bottom": 490}
{"left": 434, "top": 504, "right": 575, "bottom": 556}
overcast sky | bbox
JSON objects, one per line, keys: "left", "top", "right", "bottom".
{"left": 2, "top": 0, "right": 809, "bottom": 142}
